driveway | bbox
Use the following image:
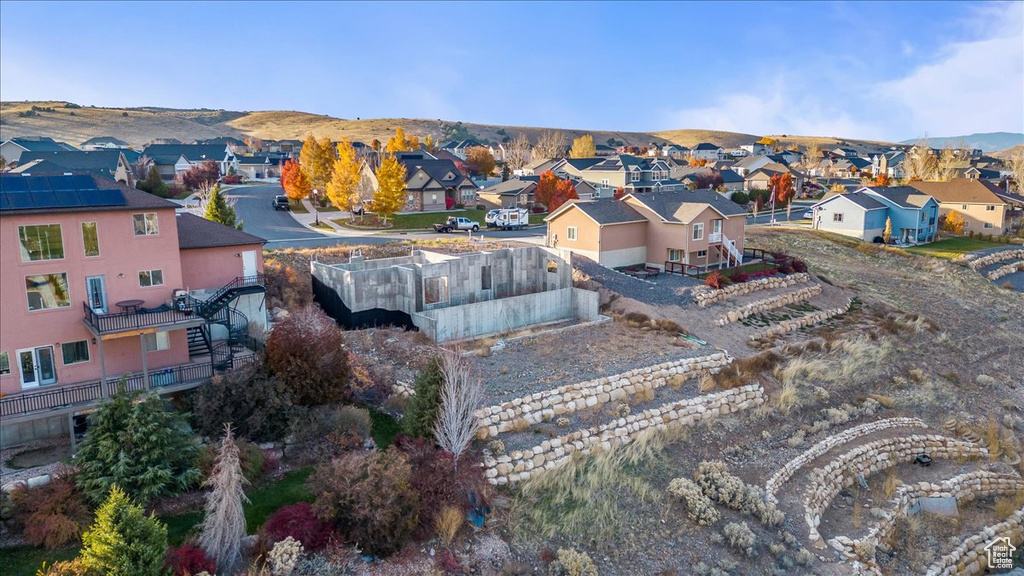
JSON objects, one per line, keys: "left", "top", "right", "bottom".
{"left": 225, "top": 184, "right": 544, "bottom": 249}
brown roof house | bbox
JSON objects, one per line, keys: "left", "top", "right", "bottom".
{"left": 906, "top": 177, "right": 1009, "bottom": 234}
{"left": 544, "top": 189, "right": 748, "bottom": 270}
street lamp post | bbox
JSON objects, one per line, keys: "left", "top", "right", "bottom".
{"left": 312, "top": 189, "right": 320, "bottom": 226}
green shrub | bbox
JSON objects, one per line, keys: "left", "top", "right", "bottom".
{"left": 191, "top": 363, "right": 293, "bottom": 442}
{"left": 81, "top": 486, "right": 170, "bottom": 576}
{"left": 667, "top": 477, "right": 719, "bottom": 526}
{"left": 693, "top": 461, "right": 783, "bottom": 526}
{"left": 307, "top": 447, "right": 419, "bottom": 556}
{"left": 723, "top": 521, "right": 756, "bottom": 555}
{"left": 549, "top": 548, "right": 598, "bottom": 576}
{"left": 75, "top": 388, "right": 199, "bottom": 506}
{"left": 730, "top": 191, "right": 749, "bottom": 205}
{"left": 401, "top": 356, "right": 444, "bottom": 438}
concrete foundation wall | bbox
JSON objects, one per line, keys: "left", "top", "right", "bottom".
{"left": 1, "top": 413, "right": 71, "bottom": 448}
{"left": 413, "top": 287, "right": 598, "bottom": 343}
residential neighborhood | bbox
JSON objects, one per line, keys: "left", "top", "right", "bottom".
{"left": 1, "top": 2, "right": 1023, "bottom": 576}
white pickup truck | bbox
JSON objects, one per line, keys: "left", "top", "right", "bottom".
{"left": 433, "top": 216, "right": 480, "bottom": 233}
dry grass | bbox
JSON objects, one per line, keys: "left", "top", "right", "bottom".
{"left": 994, "top": 492, "right": 1024, "bottom": 519}
{"left": 883, "top": 466, "right": 901, "bottom": 498}
{"left": 775, "top": 382, "right": 801, "bottom": 415}
{"left": 435, "top": 505, "right": 464, "bottom": 547}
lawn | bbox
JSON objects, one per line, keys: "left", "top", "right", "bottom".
{"left": 1, "top": 468, "right": 315, "bottom": 575}
{"left": 903, "top": 237, "right": 1010, "bottom": 259}
{"left": 288, "top": 198, "right": 308, "bottom": 213}
{"left": 696, "top": 261, "right": 776, "bottom": 279}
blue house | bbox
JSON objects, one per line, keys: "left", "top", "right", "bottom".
{"left": 811, "top": 186, "right": 939, "bottom": 245}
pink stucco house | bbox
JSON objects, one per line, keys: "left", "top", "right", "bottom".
{"left": 544, "top": 189, "right": 747, "bottom": 271}
{"left": 0, "top": 173, "right": 266, "bottom": 445}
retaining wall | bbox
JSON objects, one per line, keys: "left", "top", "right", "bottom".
{"left": 829, "top": 471, "right": 1024, "bottom": 568}
{"left": 988, "top": 261, "right": 1024, "bottom": 281}
{"left": 925, "top": 506, "right": 1024, "bottom": 576}
{"left": 481, "top": 384, "right": 764, "bottom": 485}
{"left": 716, "top": 284, "right": 823, "bottom": 326}
{"left": 692, "top": 273, "right": 811, "bottom": 307}
{"left": 765, "top": 417, "right": 927, "bottom": 501}
{"left": 966, "top": 249, "right": 1024, "bottom": 271}
{"left": 750, "top": 298, "right": 854, "bottom": 341}
{"left": 474, "top": 352, "right": 732, "bottom": 440}
{"left": 803, "top": 435, "right": 989, "bottom": 547}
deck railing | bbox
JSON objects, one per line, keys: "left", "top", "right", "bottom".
{"left": 83, "top": 302, "right": 202, "bottom": 334}
{"left": 0, "top": 355, "right": 255, "bottom": 418}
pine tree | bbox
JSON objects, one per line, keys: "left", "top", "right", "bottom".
{"left": 75, "top": 388, "right": 201, "bottom": 506}
{"left": 81, "top": 485, "right": 170, "bottom": 576}
{"left": 370, "top": 155, "right": 407, "bottom": 224}
{"left": 138, "top": 164, "right": 169, "bottom": 197}
{"left": 204, "top": 185, "right": 241, "bottom": 229}
{"left": 199, "top": 424, "right": 250, "bottom": 574}
{"left": 401, "top": 356, "right": 444, "bottom": 438}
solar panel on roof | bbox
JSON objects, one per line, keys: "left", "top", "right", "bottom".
{"left": 85, "top": 189, "right": 126, "bottom": 206}
{"left": 48, "top": 175, "right": 77, "bottom": 191}
{"left": 4, "top": 191, "right": 34, "bottom": 209}
{"left": 30, "top": 191, "right": 61, "bottom": 207}
{"left": 1, "top": 173, "right": 127, "bottom": 210}
{"left": 54, "top": 189, "right": 82, "bottom": 206}
{"left": 71, "top": 175, "right": 95, "bottom": 190}
{"left": 24, "top": 176, "right": 53, "bottom": 191}
{"left": 0, "top": 177, "right": 28, "bottom": 192}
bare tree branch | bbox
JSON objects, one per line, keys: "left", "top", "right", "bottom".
{"left": 433, "top": 348, "right": 484, "bottom": 463}
{"left": 504, "top": 133, "right": 532, "bottom": 171}
{"left": 533, "top": 130, "right": 567, "bottom": 160}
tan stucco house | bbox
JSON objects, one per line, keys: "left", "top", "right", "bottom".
{"left": 906, "top": 177, "right": 1009, "bottom": 234}
{"left": 545, "top": 189, "right": 747, "bottom": 270}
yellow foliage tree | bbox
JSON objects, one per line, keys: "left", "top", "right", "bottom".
{"left": 299, "top": 135, "right": 336, "bottom": 195}
{"left": 757, "top": 136, "right": 777, "bottom": 146}
{"left": 883, "top": 216, "right": 892, "bottom": 244}
{"left": 326, "top": 139, "right": 362, "bottom": 219}
{"left": 941, "top": 210, "right": 966, "bottom": 235}
{"left": 370, "top": 156, "right": 407, "bottom": 225}
{"left": 385, "top": 128, "right": 420, "bottom": 154}
{"left": 423, "top": 135, "right": 439, "bottom": 154}
{"left": 569, "top": 134, "right": 596, "bottom": 158}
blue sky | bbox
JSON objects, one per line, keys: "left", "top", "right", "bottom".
{"left": 1, "top": 1, "right": 1021, "bottom": 142}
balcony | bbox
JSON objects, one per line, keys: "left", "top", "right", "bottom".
{"left": 0, "top": 355, "right": 257, "bottom": 419}
{"left": 708, "top": 232, "right": 723, "bottom": 243}
{"left": 83, "top": 301, "right": 206, "bottom": 337}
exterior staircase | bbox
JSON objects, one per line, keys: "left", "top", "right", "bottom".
{"left": 185, "top": 275, "right": 265, "bottom": 368}
{"left": 721, "top": 234, "right": 743, "bottom": 267}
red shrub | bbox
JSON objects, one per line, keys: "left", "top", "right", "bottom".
{"left": 791, "top": 258, "right": 808, "bottom": 273}
{"left": 11, "top": 474, "right": 92, "bottom": 550}
{"left": 265, "top": 306, "right": 351, "bottom": 406}
{"left": 166, "top": 543, "right": 216, "bottom": 576}
{"left": 704, "top": 270, "right": 728, "bottom": 290}
{"left": 220, "top": 174, "right": 244, "bottom": 185}
{"left": 730, "top": 272, "right": 749, "bottom": 283}
{"left": 435, "top": 549, "right": 463, "bottom": 573}
{"left": 262, "top": 502, "right": 335, "bottom": 551}
{"left": 531, "top": 206, "right": 546, "bottom": 213}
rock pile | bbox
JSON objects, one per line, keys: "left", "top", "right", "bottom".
{"left": 692, "top": 273, "right": 811, "bottom": 307}
{"left": 716, "top": 284, "right": 823, "bottom": 326}
{"left": 481, "top": 384, "right": 764, "bottom": 485}
{"left": 966, "top": 249, "right": 1024, "bottom": 271}
{"left": 474, "top": 353, "right": 732, "bottom": 440}
{"left": 750, "top": 298, "right": 854, "bottom": 340}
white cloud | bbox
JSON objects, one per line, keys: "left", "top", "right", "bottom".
{"left": 874, "top": 2, "right": 1024, "bottom": 137}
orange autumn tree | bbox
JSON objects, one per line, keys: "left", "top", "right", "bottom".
{"left": 874, "top": 174, "right": 891, "bottom": 186}
{"left": 534, "top": 170, "right": 579, "bottom": 212}
{"left": 280, "top": 159, "right": 311, "bottom": 200}
{"left": 769, "top": 172, "right": 795, "bottom": 218}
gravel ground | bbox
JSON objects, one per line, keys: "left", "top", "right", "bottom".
{"left": 573, "top": 255, "right": 700, "bottom": 306}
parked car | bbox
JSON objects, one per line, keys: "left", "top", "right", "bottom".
{"left": 433, "top": 216, "right": 480, "bottom": 233}
{"left": 272, "top": 195, "right": 290, "bottom": 211}
{"left": 484, "top": 209, "right": 502, "bottom": 227}
{"left": 802, "top": 209, "right": 813, "bottom": 219}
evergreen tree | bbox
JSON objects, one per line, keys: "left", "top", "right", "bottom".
{"left": 204, "top": 185, "right": 241, "bottom": 229}
{"left": 137, "top": 165, "right": 169, "bottom": 197}
{"left": 75, "top": 387, "right": 201, "bottom": 506}
{"left": 81, "top": 485, "right": 170, "bottom": 576}
{"left": 199, "top": 424, "right": 249, "bottom": 574}
{"left": 401, "top": 356, "right": 444, "bottom": 438}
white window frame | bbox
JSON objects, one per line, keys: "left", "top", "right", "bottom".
{"left": 138, "top": 269, "right": 164, "bottom": 287}
{"left": 697, "top": 250, "right": 708, "bottom": 258}
{"left": 668, "top": 249, "right": 683, "bottom": 262}
{"left": 132, "top": 213, "right": 159, "bottom": 236}
{"left": 601, "top": 179, "right": 609, "bottom": 189}
{"left": 61, "top": 340, "right": 91, "bottom": 365}
{"left": 692, "top": 222, "right": 704, "bottom": 241}
{"left": 983, "top": 222, "right": 994, "bottom": 229}
{"left": 18, "top": 224, "right": 65, "bottom": 262}
{"left": 82, "top": 221, "right": 100, "bottom": 258}
{"left": 567, "top": 226, "right": 578, "bottom": 241}
{"left": 143, "top": 332, "right": 170, "bottom": 351}
{"left": 833, "top": 213, "right": 844, "bottom": 223}
{"left": 0, "top": 351, "right": 9, "bottom": 375}
{"left": 986, "top": 205, "right": 995, "bottom": 211}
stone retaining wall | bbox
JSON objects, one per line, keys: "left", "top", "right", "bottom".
{"left": 474, "top": 353, "right": 732, "bottom": 440}
{"left": 988, "top": 261, "right": 1024, "bottom": 281}
{"left": 925, "top": 506, "right": 1024, "bottom": 576}
{"left": 482, "top": 384, "right": 764, "bottom": 485}
{"left": 803, "top": 435, "right": 988, "bottom": 547}
{"left": 765, "top": 417, "right": 927, "bottom": 501}
{"left": 966, "top": 249, "right": 1024, "bottom": 271}
{"left": 692, "top": 273, "right": 811, "bottom": 307}
{"left": 829, "top": 471, "right": 1024, "bottom": 568}
{"left": 716, "top": 285, "right": 822, "bottom": 326}
{"left": 750, "top": 298, "right": 853, "bottom": 341}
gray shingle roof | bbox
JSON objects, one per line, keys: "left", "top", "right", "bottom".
{"left": 627, "top": 189, "right": 747, "bottom": 222}
{"left": 568, "top": 199, "right": 646, "bottom": 224}
{"left": 865, "top": 186, "right": 934, "bottom": 209}
{"left": 816, "top": 191, "right": 887, "bottom": 210}
{"left": 479, "top": 178, "right": 537, "bottom": 196}
{"left": 693, "top": 142, "right": 722, "bottom": 151}
{"left": 176, "top": 212, "right": 266, "bottom": 250}
{"left": 81, "top": 136, "right": 129, "bottom": 147}
{"left": 398, "top": 158, "right": 474, "bottom": 189}
{"left": 0, "top": 173, "right": 175, "bottom": 216}
{"left": 141, "top": 144, "right": 230, "bottom": 164}
{"left": 17, "top": 150, "right": 124, "bottom": 171}
{"left": 6, "top": 137, "right": 78, "bottom": 152}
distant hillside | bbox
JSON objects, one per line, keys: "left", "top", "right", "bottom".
{"left": 899, "top": 132, "right": 1024, "bottom": 152}
{"left": 1, "top": 100, "right": 903, "bottom": 154}
{"left": 992, "top": 144, "right": 1023, "bottom": 161}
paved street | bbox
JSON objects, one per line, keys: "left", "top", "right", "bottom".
{"left": 745, "top": 200, "right": 816, "bottom": 226}
{"left": 225, "top": 183, "right": 544, "bottom": 250}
